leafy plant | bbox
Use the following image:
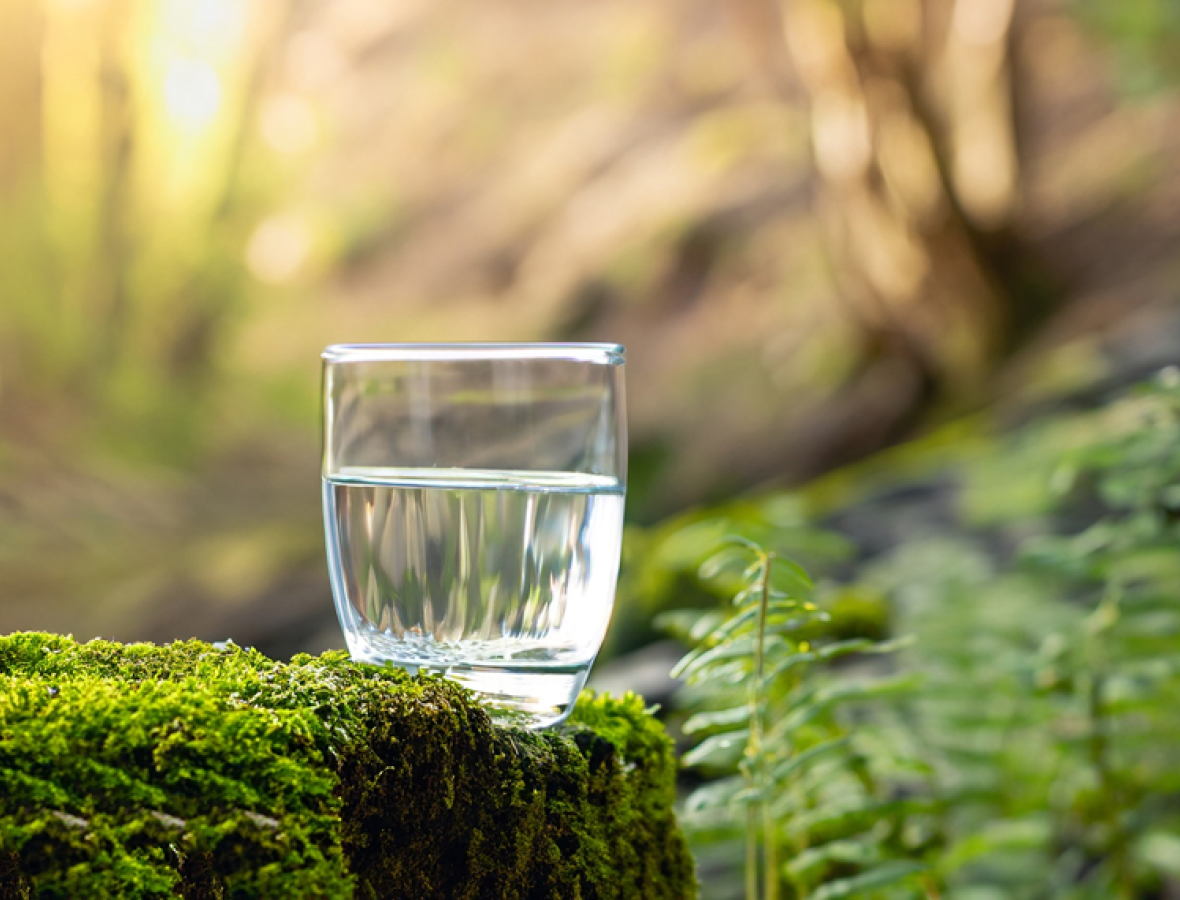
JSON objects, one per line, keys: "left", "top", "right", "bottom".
{"left": 653, "top": 372, "right": 1180, "bottom": 899}
{"left": 858, "top": 372, "right": 1180, "bottom": 897}
{"left": 660, "top": 538, "right": 930, "bottom": 900}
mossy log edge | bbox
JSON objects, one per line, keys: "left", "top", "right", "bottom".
{"left": 0, "top": 632, "right": 696, "bottom": 899}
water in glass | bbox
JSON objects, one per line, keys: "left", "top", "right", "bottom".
{"left": 324, "top": 466, "right": 624, "bottom": 727}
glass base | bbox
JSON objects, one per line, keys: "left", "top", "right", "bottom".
{"left": 424, "top": 663, "right": 590, "bottom": 729}
{"left": 344, "top": 633, "right": 592, "bottom": 729}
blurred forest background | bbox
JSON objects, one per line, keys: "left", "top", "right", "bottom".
{"left": 1, "top": 0, "right": 1179, "bottom": 662}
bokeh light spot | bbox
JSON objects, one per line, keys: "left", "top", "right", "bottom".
{"left": 284, "top": 29, "right": 346, "bottom": 92}
{"left": 246, "top": 214, "right": 313, "bottom": 284}
{"left": 260, "top": 94, "right": 319, "bottom": 156}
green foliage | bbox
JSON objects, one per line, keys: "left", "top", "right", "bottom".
{"left": 617, "top": 495, "right": 859, "bottom": 656}
{"left": 1071, "top": 0, "right": 1180, "bottom": 94}
{"left": 660, "top": 541, "right": 929, "bottom": 900}
{"left": 0, "top": 633, "right": 695, "bottom": 899}
{"left": 867, "top": 372, "right": 1180, "bottom": 899}
{"left": 655, "top": 373, "right": 1180, "bottom": 899}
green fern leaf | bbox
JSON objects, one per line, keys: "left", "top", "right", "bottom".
{"left": 808, "top": 861, "right": 927, "bottom": 899}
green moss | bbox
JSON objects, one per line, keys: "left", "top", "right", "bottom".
{"left": 0, "top": 633, "right": 696, "bottom": 899}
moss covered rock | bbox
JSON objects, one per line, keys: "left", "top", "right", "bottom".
{"left": 0, "top": 632, "right": 695, "bottom": 899}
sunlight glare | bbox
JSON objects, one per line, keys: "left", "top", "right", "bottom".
{"left": 164, "top": 58, "right": 222, "bottom": 130}
{"left": 161, "top": 0, "right": 246, "bottom": 50}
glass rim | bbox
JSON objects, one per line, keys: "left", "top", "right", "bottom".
{"left": 322, "top": 342, "right": 625, "bottom": 365}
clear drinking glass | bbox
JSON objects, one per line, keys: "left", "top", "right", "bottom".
{"left": 321, "top": 343, "right": 626, "bottom": 728}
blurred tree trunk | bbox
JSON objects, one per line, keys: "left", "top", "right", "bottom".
{"left": 0, "top": 0, "right": 42, "bottom": 197}
{"left": 0, "top": 0, "right": 47, "bottom": 413}
{"left": 759, "top": 0, "right": 1063, "bottom": 473}
{"left": 93, "top": 0, "right": 134, "bottom": 378}
{"left": 0, "top": 0, "right": 288, "bottom": 455}
{"left": 166, "top": 1, "right": 294, "bottom": 390}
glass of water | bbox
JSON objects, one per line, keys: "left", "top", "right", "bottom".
{"left": 321, "top": 343, "right": 626, "bottom": 728}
